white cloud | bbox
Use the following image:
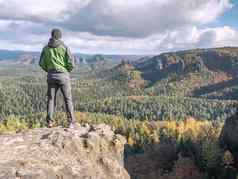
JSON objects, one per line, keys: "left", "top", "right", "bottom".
{"left": 0, "top": 0, "right": 235, "bottom": 54}
{"left": 59, "top": 0, "right": 232, "bottom": 38}
{"left": 0, "top": 0, "right": 67, "bottom": 21}
{"left": 0, "top": 24, "right": 238, "bottom": 54}
{"left": 0, "top": 0, "right": 232, "bottom": 37}
{"left": 197, "top": 26, "right": 238, "bottom": 47}
{"left": 189, "top": 0, "right": 232, "bottom": 23}
{"left": 61, "top": 26, "right": 238, "bottom": 54}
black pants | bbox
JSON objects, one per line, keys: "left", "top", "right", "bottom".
{"left": 46, "top": 72, "right": 76, "bottom": 123}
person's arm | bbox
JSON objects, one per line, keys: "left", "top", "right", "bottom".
{"left": 65, "top": 47, "right": 75, "bottom": 72}
{"left": 39, "top": 47, "right": 48, "bottom": 72}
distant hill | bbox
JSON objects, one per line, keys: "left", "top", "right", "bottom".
{"left": 0, "top": 49, "right": 144, "bottom": 67}
{"left": 101, "top": 47, "right": 238, "bottom": 99}
{"left": 134, "top": 47, "right": 238, "bottom": 80}
{"left": 138, "top": 47, "right": 238, "bottom": 99}
{"left": 3, "top": 47, "right": 238, "bottom": 99}
{"left": 0, "top": 49, "right": 39, "bottom": 61}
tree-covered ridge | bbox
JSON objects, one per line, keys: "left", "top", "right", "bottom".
{"left": 87, "top": 47, "right": 238, "bottom": 100}
{"left": 131, "top": 47, "right": 238, "bottom": 99}
{"left": 1, "top": 46, "right": 238, "bottom": 122}
{"left": 1, "top": 47, "right": 238, "bottom": 178}
{"left": 0, "top": 77, "right": 236, "bottom": 120}
{"left": 78, "top": 96, "right": 237, "bottom": 121}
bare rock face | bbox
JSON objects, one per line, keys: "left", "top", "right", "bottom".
{"left": 0, "top": 124, "right": 130, "bottom": 179}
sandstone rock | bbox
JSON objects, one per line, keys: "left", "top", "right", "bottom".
{"left": 0, "top": 124, "right": 130, "bottom": 179}
{"left": 220, "top": 112, "right": 238, "bottom": 165}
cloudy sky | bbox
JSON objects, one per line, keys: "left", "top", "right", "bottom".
{"left": 0, "top": 0, "right": 237, "bottom": 54}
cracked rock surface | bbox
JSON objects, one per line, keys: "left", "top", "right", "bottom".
{"left": 0, "top": 124, "right": 130, "bottom": 179}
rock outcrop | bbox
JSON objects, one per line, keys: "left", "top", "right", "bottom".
{"left": 220, "top": 111, "right": 238, "bottom": 165}
{"left": 0, "top": 124, "right": 130, "bottom": 179}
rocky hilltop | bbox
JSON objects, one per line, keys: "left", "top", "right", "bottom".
{"left": 123, "top": 47, "right": 238, "bottom": 99}
{"left": 0, "top": 124, "right": 130, "bottom": 179}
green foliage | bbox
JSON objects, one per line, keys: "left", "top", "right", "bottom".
{"left": 0, "top": 59, "right": 238, "bottom": 121}
{"left": 199, "top": 140, "right": 223, "bottom": 178}
{"left": 0, "top": 115, "right": 28, "bottom": 133}
{"left": 1, "top": 77, "right": 236, "bottom": 121}
{"left": 78, "top": 96, "right": 237, "bottom": 121}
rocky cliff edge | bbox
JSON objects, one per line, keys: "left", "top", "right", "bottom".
{"left": 0, "top": 124, "right": 130, "bottom": 179}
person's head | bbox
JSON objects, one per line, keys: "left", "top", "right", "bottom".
{"left": 51, "top": 28, "right": 62, "bottom": 40}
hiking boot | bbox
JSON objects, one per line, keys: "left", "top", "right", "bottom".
{"left": 68, "top": 122, "right": 79, "bottom": 129}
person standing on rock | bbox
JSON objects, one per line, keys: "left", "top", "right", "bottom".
{"left": 39, "top": 28, "right": 76, "bottom": 128}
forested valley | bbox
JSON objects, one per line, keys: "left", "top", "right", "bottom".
{"left": 1, "top": 47, "right": 238, "bottom": 178}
